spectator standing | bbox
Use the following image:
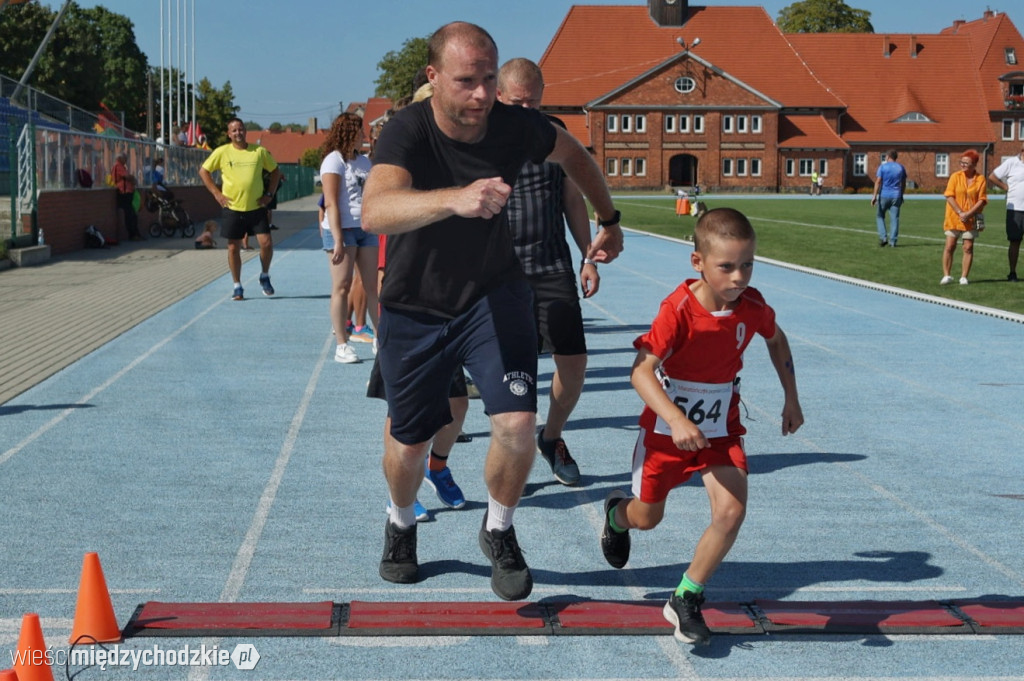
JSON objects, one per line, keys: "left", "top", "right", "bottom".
{"left": 940, "top": 149, "right": 987, "bottom": 285}
{"left": 199, "top": 117, "right": 281, "bottom": 300}
{"left": 362, "top": 21, "right": 623, "bottom": 600}
{"left": 112, "top": 153, "right": 142, "bottom": 241}
{"left": 871, "top": 150, "right": 907, "bottom": 247}
{"left": 987, "top": 141, "right": 1024, "bottom": 282}
{"left": 496, "top": 57, "right": 597, "bottom": 487}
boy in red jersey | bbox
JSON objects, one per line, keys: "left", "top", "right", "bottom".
{"left": 600, "top": 207, "right": 804, "bottom": 646}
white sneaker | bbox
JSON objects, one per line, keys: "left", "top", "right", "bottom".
{"left": 334, "top": 343, "right": 359, "bottom": 364}
{"left": 940, "top": 275, "right": 953, "bottom": 285}
{"left": 959, "top": 277, "right": 969, "bottom": 285}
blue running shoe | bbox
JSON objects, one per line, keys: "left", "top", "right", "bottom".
{"left": 259, "top": 272, "right": 275, "bottom": 296}
{"left": 424, "top": 464, "right": 466, "bottom": 509}
{"left": 386, "top": 499, "right": 430, "bottom": 522}
{"left": 232, "top": 284, "right": 244, "bottom": 301}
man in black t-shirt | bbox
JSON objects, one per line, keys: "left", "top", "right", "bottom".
{"left": 362, "top": 21, "right": 623, "bottom": 601}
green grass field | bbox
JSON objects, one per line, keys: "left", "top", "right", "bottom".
{"left": 611, "top": 194, "right": 1023, "bottom": 316}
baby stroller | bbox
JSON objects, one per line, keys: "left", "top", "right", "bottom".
{"left": 146, "top": 186, "right": 195, "bottom": 238}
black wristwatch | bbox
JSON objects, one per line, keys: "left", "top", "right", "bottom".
{"left": 597, "top": 209, "right": 621, "bottom": 228}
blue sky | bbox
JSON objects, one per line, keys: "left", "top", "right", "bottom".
{"left": 36, "top": 1, "right": 1023, "bottom": 128}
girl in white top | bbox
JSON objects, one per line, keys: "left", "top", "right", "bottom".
{"left": 320, "top": 112, "right": 379, "bottom": 364}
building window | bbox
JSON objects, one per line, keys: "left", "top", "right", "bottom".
{"left": 818, "top": 159, "right": 827, "bottom": 175}
{"left": 693, "top": 115, "right": 704, "bottom": 133}
{"left": 621, "top": 115, "right": 632, "bottom": 133}
{"left": 665, "top": 115, "right": 675, "bottom": 133}
{"left": 737, "top": 158, "right": 747, "bottom": 176}
{"left": 799, "top": 159, "right": 814, "bottom": 176}
{"left": 723, "top": 158, "right": 733, "bottom": 176}
{"left": 723, "top": 115, "right": 733, "bottom": 133}
{"left": 786, "top": 159, "right": 795, "bottom": 176}
{"left": 607, "top": 115, "right": 618, "bottom": 133}
{"left": 679, "top": 115, "right": 689, "bottom": 133}
{"left": 1020, "top": 120, "right": 1024, "bottom": 139}
{"left": 751, "top": 158, "right": 762, "bottom": 176}
{"left": 751, "top": 115, "right": 762, "bottom": 133}
{"left": 635, "top": 115, "right": 646, "bottom": 133}
{"left": 675, "top": 76, "right": 696, "bottom": 94}
{"left": 1007, "top": 47, "right": 1018, "bottom": 65}
{"left": 853, "top": 153, "right": 866, "bottom": 176}
{"left": 635, "top": 157, "right": 646, "bottom": 176}
{"left": 621, "top": 158, "right": 632, "bottom": 176}
{"left": 737, "top": 116, "right": 747, "bottom": 133}
{"left": 1003, "top": 119, "right": 1016, "bottom": 140}
{"left": 606, "top": 157, "right": 618, "bottom": 176}
{"left": 935, "top": 153, "right": 949, "bottom": 177}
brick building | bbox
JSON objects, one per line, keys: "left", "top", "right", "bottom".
{"left": 538, "top": 1, "right": 1024, "bottom": 193}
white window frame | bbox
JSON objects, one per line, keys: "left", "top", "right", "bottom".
{"left": 1007, "top": 47, "right": 1017, "bottom": 65}
{"left": 723, "top": 115, "right": 734, "bottom": 133}
{"left": 679, "top": 115, "right": 690, "bottom": 133}
{"left": 736, "top": 158, "right": 747, "bottom": 176}
{"left": 621, "top": 158, "right": 632, "bottom": 176}
{"left": 607, "top": 115, "right": 618, "bottom": 133}
{"left": 675, "top": 76, "right": 696, "bottom": 94}
{"left": 751, "top": 115, "right": 762, "bottom": 134}
{"left": 635, "top": 157, "right": 646, "bottom": 176}
{"left": 722, "top": 158, "right": 733, "bottom": 176}
{"left": 786, "top": 158, "right": 795, "bottom": 176}
{"left": 935, "top": 153, "right": 949, "bottom": 178}
{"left": 665, "top": 115, "right": 675, "bottom": 133}
{"left": 635, "top": 115, "right": 646, "bottom": 134}
{"left": 737, "top": 115, "right": 747, "bottom": 133}
{"left": 751, "top": 158, "right": 762, "bottom": 177}
{"left": 1003, "top": 119, "right": 1016, "bottom": 140}
{"left": 693, "top": 114, "right": 704, "bottom": 134}
{"left": 818, "top": 159, "right": 828, "bottom": 175}
{"left": 853, "top": 153, "right": 867, "bottom": 177}
{"left": 606, "top": 157, "right": 618, "bottom": 176}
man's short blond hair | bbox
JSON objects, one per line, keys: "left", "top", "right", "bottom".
{"left": 497, "top": 57, "right": 544, "bottom": 90}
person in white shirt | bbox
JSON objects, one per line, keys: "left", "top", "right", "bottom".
{"left": 988, "top": 142, "right": 1024, "bottom": 282}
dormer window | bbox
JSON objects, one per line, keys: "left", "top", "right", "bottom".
{"left": 1007, "top": 48, "right": 1018, "bottom": 66}
{"left": 895, "top": 112, "right": 931, "bottom": 122}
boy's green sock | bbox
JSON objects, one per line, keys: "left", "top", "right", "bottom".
{"left": 674, "top": 572, "right": 704, "bottom": 597}
{"left": 607, "top": 506, "right": 627, "bottom": 534}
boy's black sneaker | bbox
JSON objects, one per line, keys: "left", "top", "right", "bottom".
{"left": 663, "top": 591, "right": 711, "bottom": 645}
{"left": 600, "top": 490, "right": 630, "bottom": 568}
{"left": 478, "top": 514, "right": 533, "bottom": 600}
{"left": 379, "top": 520, "right": 419, "bottom": 584}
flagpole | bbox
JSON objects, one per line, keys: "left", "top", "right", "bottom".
{"left": 159, "top": 0, "right": 164, "bottom": 144}
{"left": 191, "top": 0, "right": 196, "bottom": 144}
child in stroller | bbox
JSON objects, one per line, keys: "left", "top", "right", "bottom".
{"left": 146, "top": 184, "right": 195, "bottom": 238}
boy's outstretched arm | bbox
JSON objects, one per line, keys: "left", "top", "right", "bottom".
{"left": 764, "top": 326, "right": 804, "bottom": 435}
{"left": 631, "top": 348, "right": 709, "bottom": 451}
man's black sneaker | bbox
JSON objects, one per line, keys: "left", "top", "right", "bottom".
{"left": 663, "top": 591, "right": 711, "bottom": 645}
{"left": 537, "top": 430, "right": 581, "bottom": 486}
{"left": 478, "top": 514, "right": 533, "bottom": 600}
{"left": 1009, "top": 271, "right": 1019, "bottom": 282}
{"left": 600, "top": 490, "right": 630, "bottom": 568}
{"left": 379, "top": 520, "right": 419, "bottom": 584}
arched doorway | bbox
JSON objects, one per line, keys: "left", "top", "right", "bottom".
{"left": 669, "top": 154, "right": 698, "bottom": 187}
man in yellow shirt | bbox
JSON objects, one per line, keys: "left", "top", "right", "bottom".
{"left": 200, "top": 117, "right": 281, "bottom": 300}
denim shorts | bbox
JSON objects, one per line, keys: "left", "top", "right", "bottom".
{"left": 377, "top": 279, "right": 537, "bottom": 445}
{"left": 322, "top": 226, "right": 378, "bottom": 251}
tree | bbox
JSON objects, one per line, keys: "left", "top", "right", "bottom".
{"left": 299, "top": 147, "right": 322, "bottom": 169}
{"left": 374, "top": 35, "right": 428, "bottom": 102}
{"left": 194, "top": 77, "right": 237, "bottom": 147}
{"left": 84, "top": 5, "right": 148, "bottom": 130}
{"left": 777, "top": 0, "right": 873, "bottom": 33}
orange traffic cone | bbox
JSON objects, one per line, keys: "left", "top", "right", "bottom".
{"left": 12, "top": 613, "right": 52, "bottom": 681}
{"left": 0, "top": 669, "right": 20, "bottom": 680}
{"left": 68, "top": 552, "right": 121, "bottom": 644}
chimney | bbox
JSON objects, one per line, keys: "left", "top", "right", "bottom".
{"left": 910, "top": 35, "right": 918, "bottom": 58}
{"left": 883, "top": 35, "right": 892, "bottom": 57}
{"left": 983, "top": 9, "right": 994, "bottom": 20}
{"left": 952, "top": 19, "right": 965, "bottom": 32}
{"left": 308, "top": 117, "right": 317, "bottom": 134}
{"left": 649, "top": 0, "right": 688, "bottom": 28}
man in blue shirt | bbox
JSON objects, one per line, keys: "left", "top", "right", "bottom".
{"left": 871, "top": 150, "right": 907, "bottom": 247}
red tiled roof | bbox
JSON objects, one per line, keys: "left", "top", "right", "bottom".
{"left": 942, "top": 13, "right": 1024, "bottom": 112}
{"left": 787, "top": 32, "right": 993, "bottom": 144}
{"left": 559, "top": 113, "right": 592, "bottom": 148}
{"left": 539, "top": 5, "right": 841, "bottom": 109}
{"left": 247, "top": 130, "right": 328, "bottom": 165}
{"left": 778, "top": 114, "right": 847, "bottom": 149}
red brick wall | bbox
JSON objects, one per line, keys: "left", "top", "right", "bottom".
{"left": 36, "top": 185, "right": 220, "bottom": 255}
